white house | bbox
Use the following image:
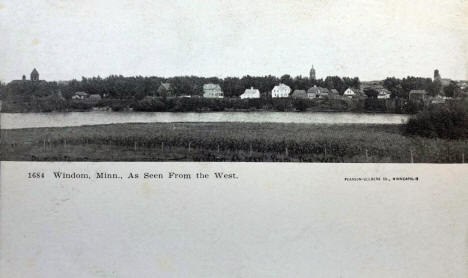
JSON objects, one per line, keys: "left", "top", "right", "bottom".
{"left": 240, "top": 87, "right": 260, "bottom": 99}
{"left": 271, "top": 83, "right": 291, "bottom": 98}
{"left": 343, "top": 88, "right": 359, "bottom": 98}
{"left": 430, "top": 95, "right": 445, "bottom": 104}
{"left": 377, "top": 89, "right": 391, "bottom": 99}
{"left": 71, "top": 91, "right": 89, "bottom": 100}
{"left": 203, "top": 83, "right": 224, "bottom": 98}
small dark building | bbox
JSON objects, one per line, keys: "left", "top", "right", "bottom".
{"left": 157, "top": 82, "right": 173, "bottom": 97}
{"left": 409, "top": 90, "right": 428, "bottom": 103}
{"left": 30, "top": 68, "right": 39, "bottom": 81}
{"left": 329, "top": 89, "right": 341, "bottom": 100}
{"left": 291, "top": 89, "right": 307, "bottom": 99}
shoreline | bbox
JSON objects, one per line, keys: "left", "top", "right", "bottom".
{"left": 1, "top": 121, "right": 406, "bottom": 131}
{"left": 0, "top": 109, "right": 411, "bottom": 115}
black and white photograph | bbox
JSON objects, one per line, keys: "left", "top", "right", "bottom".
{"left": 1, "top": 0, "right": 467, "bottom": 163}
{"left": 1, "top": 1, "right": 468, "bottom": 278}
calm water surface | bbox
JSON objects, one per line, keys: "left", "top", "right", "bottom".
{"left": 0, "top": 111, "right": 410, "bottom": 129}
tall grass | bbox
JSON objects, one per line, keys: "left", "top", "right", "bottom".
{"left": 1, "top": 123, "right": 467, "bottom": 162}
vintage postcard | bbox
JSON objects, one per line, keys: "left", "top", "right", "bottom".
{"left": 0, "top": 1, "right": 467, "bottom": 163}
{"left": 1, "top": 0, "right": 467, "bottom": 277}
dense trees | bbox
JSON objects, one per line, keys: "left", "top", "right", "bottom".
{"left": 383, "top": 76, "right": 445, "bottom": 98}
{"left": 443, "top": 81, "right": 459, "bottom": 98}
{"left": 2, "top": 74, "right": 362, "bottom": 102}
{"left": 363, "top": 88, "right": 379, "bottom": 98}
{"left": 405, "top": 102, "right": 468, "bottom": 139}
{"left": 5, "top": 74, "right": 464, "bottom": 105}
{"left": 323, "top": 76, "right": 360, "bottom": 93}
{"left": 6, "top": 73, "right": 455, "bottom": 115}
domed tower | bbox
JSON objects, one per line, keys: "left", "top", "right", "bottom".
{"left": 309, "top": 65, "right": 316, "bottom": 80}
{"left": 31, "top": 68, "right": 39, "bottom": 81}
{"left": 433, "top": 69, "right": 441, "bottom": 81}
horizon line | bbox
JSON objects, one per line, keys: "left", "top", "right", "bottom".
{"left": 5, "top": 73, "right": 463, "bottom": 84}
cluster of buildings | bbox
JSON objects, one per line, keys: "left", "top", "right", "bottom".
{"left": 12, "top": 67, "right": 467, "bottom": 104}
{"left": 67, "top": 83, "right": 377, "bottom": 102}
{"left": 197, "top": 65, "right": 388, "bottom": 100}
{"left": 408, "top": 70, "right": 467, "bottom": 105}
{"left": 66, "top": 65, "right": 371, "bottom": 101}
{"left": 71, "top": 91, "right": 102, "bottom": 102}
{"left": 408, "top": 90, "right": 455, "bottom": 105}
{"left": 203, "top": 83, "right": 374, "bottom": 100}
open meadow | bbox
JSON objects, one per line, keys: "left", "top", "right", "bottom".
{"left": 1, "top": 122, "right": 467, "bottom": 163}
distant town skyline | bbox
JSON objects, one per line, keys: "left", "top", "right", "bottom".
{"left": 1, "top": 0, "right": 467, "bottom": 82}
{"left": 7, "top": 66, "right": 463, "bottom": 83}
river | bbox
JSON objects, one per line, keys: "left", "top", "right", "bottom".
{"left": 0, "top": 111, "right": 410, "bottom": 129}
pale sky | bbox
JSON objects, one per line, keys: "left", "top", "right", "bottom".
{"left": 1, "top": 0, "right": 467, "bottom": 82}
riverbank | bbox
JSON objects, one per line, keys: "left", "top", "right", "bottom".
{"left": 1, "top": 96, "right": 410, "bottom": 114}
{"left": 1, "top": 122, "right": 466, "bottom": 162}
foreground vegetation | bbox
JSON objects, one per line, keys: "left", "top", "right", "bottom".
{"left": 1, "top": 123, "right": 467, "bottom": 162}
{"left": 405, "top": 102, "right": 468, "bottom": 139}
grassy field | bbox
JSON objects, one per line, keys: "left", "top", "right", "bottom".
{"left": 1, "top": 122, "right": 467, "bottom": 162}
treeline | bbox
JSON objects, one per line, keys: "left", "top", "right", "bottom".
{"left": 1, "top": 91, "right": 408, "bottom": 114}
{"left": 68, "top": 74, "right": 360, "bottom": 99}
{"left": 383, "top": 76, "right": 461, "bottom": 98}
{"left": 2, "top": 74, "right": 465, "bottom": 115}
{"left": 132, "top": 97, "right": 356, "bottom": 112}
{"left": 2, "top": 74, "right": 465, "bottom": 102}
{"left": 1, "top": 74, "right": 360, "bottom": 100}
{"left": 131, "top": 96, "right": 413, "bottom": 114}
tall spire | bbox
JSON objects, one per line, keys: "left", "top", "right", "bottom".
{"left": 309, "top": 65, "right": 316, "bottom": 80}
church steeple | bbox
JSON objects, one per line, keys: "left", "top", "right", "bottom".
{"left": 309, "top": 65, "right": 316, "bottom": 80}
